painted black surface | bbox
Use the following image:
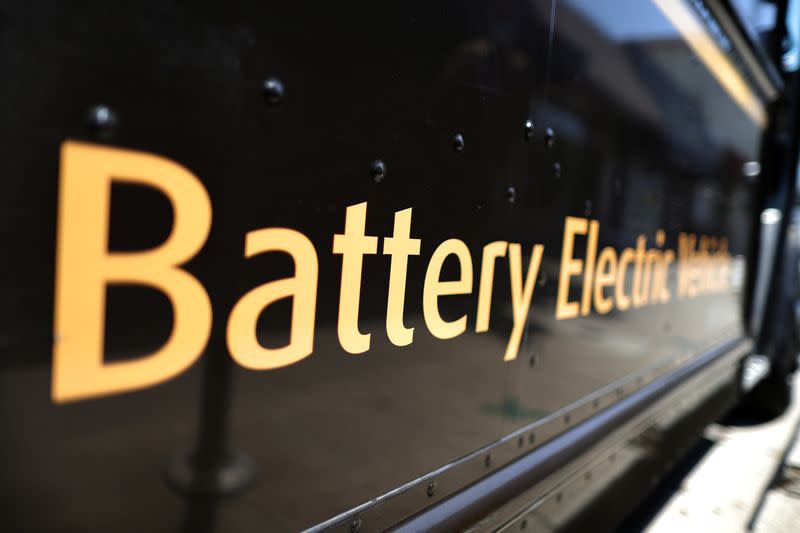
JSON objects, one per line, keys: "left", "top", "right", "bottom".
{"left": 0, "top": 1, "right": 764, "bottom": 531}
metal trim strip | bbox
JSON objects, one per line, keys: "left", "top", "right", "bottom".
{"left": 394, "top": 337, "right": 749, "bottom": 532}
{"left": 307, "top": 332, "right": 748, "bottom": 532}
{"left": 492, "top": 340, "right": 744, "bottom": 532}
{"left": 652, "top": 0, "right": 768, "bottom": 126}
{"left": 703, "top": 0, "right": 784, "bottom": 99}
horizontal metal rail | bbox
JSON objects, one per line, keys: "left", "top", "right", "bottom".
{"left": 395, "top": 337, "right": 749, "bottom": 532}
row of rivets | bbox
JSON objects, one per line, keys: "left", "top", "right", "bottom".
{"left": 87, "top": 86, "right": 562, "bottom": 195}
{"left": 526, "top": 120, "right": 557, "bottom": 149}
{"left": 495, "top": 337, "right": 741, "bottom": 533}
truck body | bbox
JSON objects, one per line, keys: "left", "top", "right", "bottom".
{"left": 1, "top": 0, "right": 798, "bottom": 531}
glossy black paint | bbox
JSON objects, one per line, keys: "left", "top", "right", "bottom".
{"left": 0, "top": 1, "right": 766, "bottom": 531}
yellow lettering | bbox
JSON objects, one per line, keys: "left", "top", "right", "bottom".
{"left": 641, "top": 248, "right": 661, "bottom": 306}
{"left": 53, "top": 141, "right": 212, "bottom": 403}
{"left": 632, "top": 235, "right": 647, "bottom": 307}
{"left": 556, "top": 217, "right": 587, "bottom": 320}
{"left": 333, "top": 202, "right": 379, "bottom": 354}
{"left": 580, "top": 220, "right": 599, "bottom": 316}
{"left": 616, "top": 248, "right": 634, "bottom": 311}
{"left": 593, "top": 246, "right": 617, "bottom": 314}
{"left": 423, "top": 239, "right": 473, "bottom": 339}
{"left": 475, "top": 241, "right": 508, "bottom": 332}
{"left": 505, "top": 244, "right": 544, "bottom": 361}
{"left": 678, "top": 233, "right": 696, "bottom": 298}
{"left": 659, "top": 250, "right": 675, "bottom": 303}
{"left": 383, "top": 208, "right": 421, "bottom": 346}
{"left": 227, "top": 229, "right": 318, "bottom": 369}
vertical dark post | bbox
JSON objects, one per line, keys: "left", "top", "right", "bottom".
{"left": 165, "top": 343, "right": 255, "bottom": 531}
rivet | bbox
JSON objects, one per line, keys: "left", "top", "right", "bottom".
{"left": 452, "top": 133, "right": 465, "bottom": 152}
{"left": 544, "top": 127, "right": 555, "bottom": 149}
{"left": 349, "top": 518, "right": 362, "bottom": 533}
{"left": 506, "top": 186, "right": 516, "bottom": 204}
{"left": 86, "top": 105, "right": 117, "bottom": 136}
{"left": 426, "top": 481, "right": 437, "bottom": 497}
{"left": 484, "top": 454, "right": 492, "bottom": 468}
{"left": 742, "top": 161, "right": 760, "bottom": 177}
{"left": 584, "top": 200, "right": 592, "bottom": 216}
{"left": 262, "top": 77, "right": 285, "bottom": 105}
{"left": 553, "top": 162, "right": 562, "bottom": 178}
{"left": 370, "top": 160, "right": 386, "bottom": 183}
{"left": 524, "top": 120, "right": 534, "bottom": 141}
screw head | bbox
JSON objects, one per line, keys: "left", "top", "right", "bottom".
{"left": 506, "top": 185, "right": 516, "bottom": 204}
{"left": 86, "top": 105, "right": 117, "bottom": 137}
{"left": 742, "top": 161, "right": 760, "bottom": 178}
{"left": 370, "top": 160, "right": 386, "bottom": 183}
{"left": 544, "top": 127, "right": 555, "bottom": 149}
{"left": 524, "top": 120, "right": 534, "bottom": 141}
{"left": 262, "top": 77, "right": 285, "bottom": 105}
{"left": 426, "top": 481, "right": 437, "bottom": 497}
{"left": 553, "top": 162, "right": 562, "bottom": 178}
{"left": 452, "top": 133, "right": 465, "bottom": 152}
